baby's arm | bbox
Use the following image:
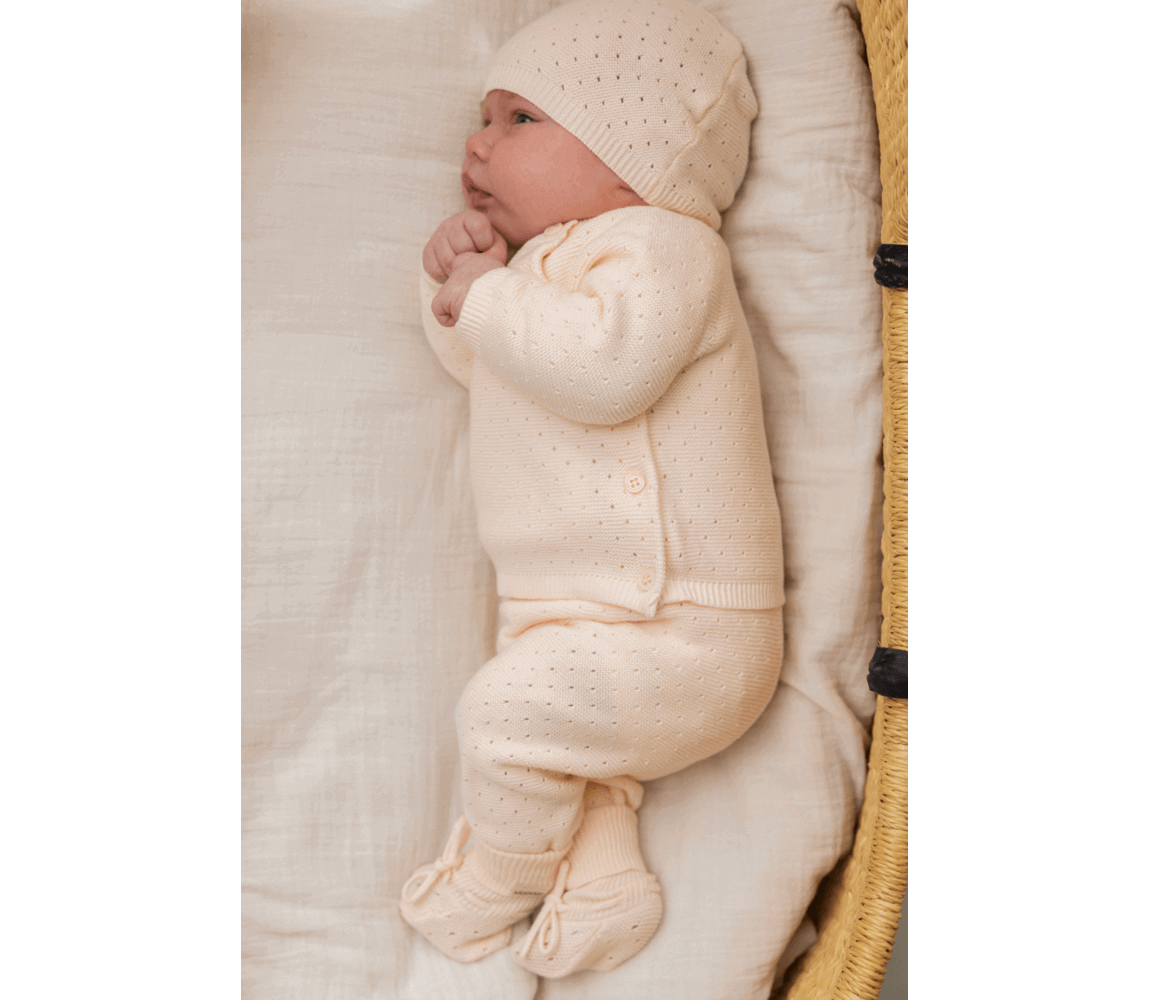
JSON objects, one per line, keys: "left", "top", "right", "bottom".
{"left": 419, "top": 269, "right": 475, "bottom": 388}
{"left": 454, "top": 217, "right": 729, "bottom": 425}
{"left": 424, "top": 210, "right": 508, "bottom": 328}
{"left": 419, "top": 210, "right": 509, "bottom": 387}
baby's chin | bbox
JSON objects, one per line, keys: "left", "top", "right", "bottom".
{"left": 481, "top": 210, "right": 549, "bottom": 249}
{"left": 485, "top": 217, "right": 533, "bottom": 250}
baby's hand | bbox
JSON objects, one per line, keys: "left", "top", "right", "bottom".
{"left": 431, "top": 251, "right": 505, "bottom": 328}
{"left": 423, "top": 209, "right": 508, "bottom": 284}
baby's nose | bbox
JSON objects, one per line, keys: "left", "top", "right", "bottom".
{"left": 464, "top": 129, "right": 491, "bottom": 160}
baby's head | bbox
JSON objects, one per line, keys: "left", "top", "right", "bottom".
{"left": 463, "top": 0, "right": 757, "bottom": 245}
{"left": 463, "top": 89, "right": 647, "bottom": 246}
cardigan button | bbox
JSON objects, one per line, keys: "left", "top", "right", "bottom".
{"left": 637, "top": 568, "right": 655, "bottom": 591}
{"left": 624, "top": 472, "right": 646, "bottom": 494}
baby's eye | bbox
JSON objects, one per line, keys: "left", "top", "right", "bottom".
{"left": 479, "top": 109, "right": 533, "bottom": 127}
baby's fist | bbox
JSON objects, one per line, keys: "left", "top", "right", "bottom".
{"left": 423, "top": 209, "right": 507, "bottom": 283}
{"left": 431, "top": 251, "right": 504, "bottom": 328}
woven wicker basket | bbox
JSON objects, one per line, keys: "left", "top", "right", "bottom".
{"left": 774, "top": 0, "right": 908, "bottom": 996}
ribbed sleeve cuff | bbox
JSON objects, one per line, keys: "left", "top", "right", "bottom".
{"left": 454, "top": 265, "right": 508, "bottom": 357}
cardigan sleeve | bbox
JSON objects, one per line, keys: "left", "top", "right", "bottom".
{"left": 419, "top": 267, "right": 474, "bottom": 389}
{"left": 453, "top": 228, "right": 726, "bottom": 425}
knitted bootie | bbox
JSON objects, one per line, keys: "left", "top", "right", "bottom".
{"left": 400, "top": 816, "right": 569, "bottom": 963}
{"left": 510, "top": 791, "right": 662, "bottom": 977}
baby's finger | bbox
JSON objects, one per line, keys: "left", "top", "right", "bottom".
{"left": 433, "top": 238, "right": 459, "bottom": 282}
{"left": 442, "top": 228, "right": 467, "bottom": 258}
{"left": 461, "top": 209, "right": 495, "bottom": 253}
{"left": 431, "top": 287, "right": 457, "bottom": 327}
{"left": 422, "top": 239, "right": 450, "bottom": 283}
{"left": 485, "top": 228, "right": 508, "bottom": 265}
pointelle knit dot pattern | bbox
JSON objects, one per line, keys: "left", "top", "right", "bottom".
{"left": 442, "top": 206, "right": 785, "bottom": 617}
{"left": 408, "top": 0, "right": 782, "bottom": 975}
{"left": 457, "top": 597, "right": 783, "bottom": 854}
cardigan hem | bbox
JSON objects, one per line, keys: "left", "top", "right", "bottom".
{"left": 661, "top": 578, "right": 784, "bottom": 611}
{"left": 496, "top": 572, "right": 782, "bottom": 616}
{"left": 497, "top": 571, "right": 662, "bottom": 618}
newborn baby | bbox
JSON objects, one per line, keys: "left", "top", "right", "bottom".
{"left": 402, "top": 0, "right": 784, "bottom": 978}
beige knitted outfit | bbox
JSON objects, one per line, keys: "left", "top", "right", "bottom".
{"left": 401, "top": 0, "right": 782, "bottom": 977}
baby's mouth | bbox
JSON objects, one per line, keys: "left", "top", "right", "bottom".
{"left": 463, "top": 173, "right": 493, "bottom": 202}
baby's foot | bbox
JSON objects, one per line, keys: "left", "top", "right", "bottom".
{"left": 510, "top": 860, "right": 663, "bottom": 977}
{"left": 400, "top": 816, "right": 566, "bottom": 963}
{"left": 510, "top": 787, "right": 662, "bottom": 976}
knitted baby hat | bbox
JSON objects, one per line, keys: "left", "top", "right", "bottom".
{"left": 483, "top": 0, "right": 758, "bottom": 230}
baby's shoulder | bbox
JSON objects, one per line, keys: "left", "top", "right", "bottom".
{"left": 578, "top": 207, "right": 731, "bottom": 274}
{"left": 592, "top": 204, "right": 716, "bottom": 234}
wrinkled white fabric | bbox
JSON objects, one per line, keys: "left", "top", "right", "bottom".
{"left": 242, "top": 0, "right": 882, "bottom": 997}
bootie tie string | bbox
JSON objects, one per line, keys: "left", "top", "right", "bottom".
{"left": 517, "top": 855, "right": 650, "bottom": 959}
{"left": 401, "top": 816, "right": 469, "bottom": 904}
{"left": 516, "top": 859, "right": 571, "bottom": 957}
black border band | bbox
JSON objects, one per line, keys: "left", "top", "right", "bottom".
{"left": 872, "top": 243, "right": 908, "bottom": 288}
{"left": 867, "top": 646, "right": 908, "bottom": 699}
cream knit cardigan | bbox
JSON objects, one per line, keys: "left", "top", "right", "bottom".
{"left": 420, "top": 205, "right": 783, "bottom": 617}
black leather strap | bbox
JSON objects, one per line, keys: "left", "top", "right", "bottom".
{"left": 867, "top": 646, "right": 908, "bottom": 698}
{"left": 872, "top": 244, "right": 908, "bottom": 288}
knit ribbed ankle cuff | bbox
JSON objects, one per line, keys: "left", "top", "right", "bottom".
{"left": 470, "top": 840, "right": 569, "bottom": 896}
{"left": 565, "top": 805, "right": 648, "bottom": 889}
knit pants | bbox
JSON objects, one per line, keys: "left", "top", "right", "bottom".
{"left": 457, "top": 598, "right": 783, "bottom": 855}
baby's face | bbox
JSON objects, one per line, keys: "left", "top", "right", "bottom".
{"left": 462, "top": 90, "right": 646, "bottom": 245}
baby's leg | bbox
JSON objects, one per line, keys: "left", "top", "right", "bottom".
{"left": 459, "top": 600, "right": 782, "bottom": 845}
{"left": 403, "top": 599, "right": 780, "bottom": 966}
{"left": 456, "top": 600, "right": 657, "bottom": 855}
{"left": 399, "top": 599, "right": 625, "bottom": 963}
{"left": 456, "top": 599, "right": 782, "bottom": 976}
{"left": 508, "top": 779, "right": 661, "bottom": 977}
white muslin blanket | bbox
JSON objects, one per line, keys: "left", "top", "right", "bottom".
{"left": 243, "top": 1, "right": 883, "bottom": 996}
